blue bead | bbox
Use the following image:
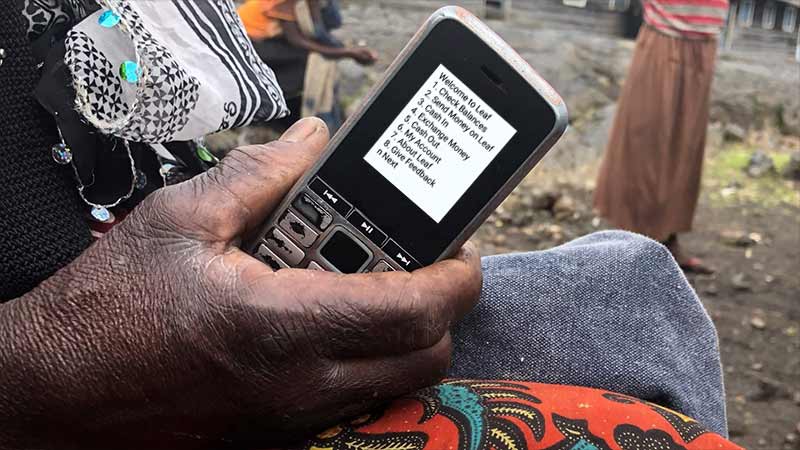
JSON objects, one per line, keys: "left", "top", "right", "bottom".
{"left": 98, "top": 10, "right": 121, "bottom": 28}
{"left": 51, "top": 143, "right": 73, "bottom": 164}
{"left": 90, "top": 207, "right": 113, "bottom": 223}
{"left": 119, "top": 61, "right": 140, "bottom": 83}
{"left": 135, "top": 170, "right": 148, "bottom": 190}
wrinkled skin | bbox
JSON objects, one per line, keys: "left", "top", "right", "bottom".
{"left": 0, "top": 118, "right": 482, "bottom": 450}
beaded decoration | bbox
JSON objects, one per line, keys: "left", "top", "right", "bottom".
{"left": 53, "top": 8, "right": 144, "bottom": 222}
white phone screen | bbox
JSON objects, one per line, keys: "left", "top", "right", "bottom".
{"left": 363, "top": 65, "right": 517, "bottom": 223}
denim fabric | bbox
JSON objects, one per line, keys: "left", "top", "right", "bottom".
{"left": 450, "top": 231, "right": 728, "bottom": 437}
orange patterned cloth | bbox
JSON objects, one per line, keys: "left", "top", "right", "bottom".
{"left": 295, "top": 380, "right": 741, "bottom": 450}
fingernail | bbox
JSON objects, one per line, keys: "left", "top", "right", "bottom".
{"left": 281, "top": 117, "right": 323, "bottom": 143}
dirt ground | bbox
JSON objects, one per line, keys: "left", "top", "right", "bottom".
{"left": 468, "top": 159, "right": 800, "bottom": 450}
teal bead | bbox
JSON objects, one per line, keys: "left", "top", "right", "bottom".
{"left": 98, "top": 10, "right": 121, "bottom": 28}
{"left": 119, "top": 61, "right": 140, "bottom": 83}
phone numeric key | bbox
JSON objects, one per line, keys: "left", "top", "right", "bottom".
{"left": 293, "top": 193, "right": 333, "bottom": 231}
{"left": 371, "top": 260, "right": 395, "bottom": 273}
{"left": 263, "top": 228, "right": 305, "bottom": 266}
{"left": 279, "top": 210, "right": 319, "bottom": 248}
{"left": 307, "top": 261, "right": 327, "bottom": 271}
{"left": 255, "top": 244, "right": 289, "bottom": 271}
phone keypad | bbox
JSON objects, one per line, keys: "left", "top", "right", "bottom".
{"left": 255, "top": 244, "right": 289, "bottom": 271}
{"left": 256, "top": 177, "right": 421, "bottom": 274}
{"left": 307, "top": 261, "right": 326, "bottom": 271}
{"left": 279, "top": 211, "right": 319, "bottom": 248}
{"left": 372, "top": 260, "right": 395, "bottom": 273}
{"left": 264, "top": 228, "right": 305, "bottom": 266}
{"left": 293, "top": 193, "right": 333, "bottom": 231}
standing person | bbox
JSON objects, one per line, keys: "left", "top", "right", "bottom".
{"left": 594, "top": 0, "right": 729, "bottom": 274}
{"left": 238, "top": 0, "right": 377, "bottom": 131}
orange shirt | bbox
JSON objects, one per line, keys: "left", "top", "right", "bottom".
{"left": 238, "top": 0, "right": 297, "bottom": 40}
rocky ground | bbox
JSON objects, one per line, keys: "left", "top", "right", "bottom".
{"left": 212, "top": 1, "right": 800, "bottom": 448}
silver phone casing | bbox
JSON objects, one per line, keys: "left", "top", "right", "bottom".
{"left": 246, "top": 6, "right": 569, "bottom": 272}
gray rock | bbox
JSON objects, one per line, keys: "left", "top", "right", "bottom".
{"left": 748, "top": 376, "right": 787, "bottom": 402}
{"left": 522, "top": 188, "right": 560, "bottom": 211}
{"left": 706, "top": 122, "right": 725, "bottom": 151}
{"left": 720, "top": 230, "right": 757, "bottom": 247}
{"left": 746, "top": 151, "right": 776, "bottom": 178}
{"left": 727, "top": 415, "right": 749, "bottom": 437}
{"left": 783, "top": 152, "right": 800, "bottom": 181}
{"left": 732, "top": 273, "right": 754, "bottom": 291}
{"left": 780, "top": 96, "right": 800, "bottom": 135}
{"left": 704, "top": 283, "right": 720, "bottom": 296}
{"left": 750, "top": 316, "right": 767, "bottom": 329}
{"left": 552, "top": 195, "right": 577, "bottom": 220}
{"left": 724, "top": 123, "right": 747, "bottom": 142}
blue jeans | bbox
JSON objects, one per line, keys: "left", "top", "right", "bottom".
{"left": 450, "top": 231, "right": 727, "bottom": 437}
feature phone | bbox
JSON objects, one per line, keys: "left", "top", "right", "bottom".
{"left": 247, "top": 6, "right": 568, "bottom": 273}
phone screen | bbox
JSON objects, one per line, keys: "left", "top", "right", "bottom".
{"left": 317, "top": 18, "right": 557, "bottom": 266}
{"left": 363, "top": 65, "right": 517, "bottom": 223}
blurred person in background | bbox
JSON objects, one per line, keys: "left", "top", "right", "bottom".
{"left": 238, "top": 0, "right": 378, "bottom": 131}
{"left": 594, "top": 0, "right": 729, "bottom": 274}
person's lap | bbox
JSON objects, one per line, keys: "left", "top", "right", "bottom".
{"left": 450, "top": 230, "right": 727, "bottom": 436}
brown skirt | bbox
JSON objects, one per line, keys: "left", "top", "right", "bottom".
{"left": 593, "top": 25, "right": 718, "bottom": 242}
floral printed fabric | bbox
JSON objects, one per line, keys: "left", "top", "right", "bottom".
{"left": 293, "top": 380, "right": 741, "bottom": 450}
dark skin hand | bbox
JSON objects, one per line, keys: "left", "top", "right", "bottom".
{"left": 0, "top": 118, "right": 482, "bottom": 450}
{"left": 282, "top": 21, "right": 378, "bottom": 65}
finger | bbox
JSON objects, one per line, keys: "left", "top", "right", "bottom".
{"left": 221, "top": 334, "right": 452, "bottom": 445}
{"left": 317, "top": 333, "right": 452, "bottom": 418}
{"left": 170, "top": 117, "right": 330, "bottom": 241}
{"left": 237, "top": 242, "right": 482, "bottom": 358}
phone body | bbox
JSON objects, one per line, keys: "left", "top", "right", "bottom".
{"left": 246, "top": 6, "right": 568, "bottom": 273}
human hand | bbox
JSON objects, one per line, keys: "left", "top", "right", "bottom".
{"left": 0, "top": 118, "right": 482, "bottom": 450}
{"left": 347, "top": 47, "right": 378, "bottom": 66}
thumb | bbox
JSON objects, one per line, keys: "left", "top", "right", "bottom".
{"left": 172, "top": 117, "right": 330, "bottom": 242}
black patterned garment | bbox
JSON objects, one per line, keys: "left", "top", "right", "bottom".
{"left": 21, "top": 0, "right": 95, "bottom": 41}
{"left": 1, "top": 2, "right": 92, "bottom": 301}
{"left": 0, "top": 0, "right": 290, "bottom": 296}
{"left": 16, "top": 0, "right": 289, "bottom": 221}
{"left": 27, "top": 0, "right": 288, "bottom": 143}
{"left": 61, "top": 0, "right": 288, "bottom": 143}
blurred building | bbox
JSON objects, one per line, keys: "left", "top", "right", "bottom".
{"left": 721, "top": 0, "right": 799, "bottom": 60}
{"left": 497, "top": 0, "right": 799, "bottom": 60}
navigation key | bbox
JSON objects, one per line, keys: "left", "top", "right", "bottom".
{"left": 383, "top": 240, "right": 421, "bottom": 271}
{"left": 309, "top": 178, "right": 352, "bottom": 216}
{"left": 347, "top": 210, "right": 387, "bottom": 246}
